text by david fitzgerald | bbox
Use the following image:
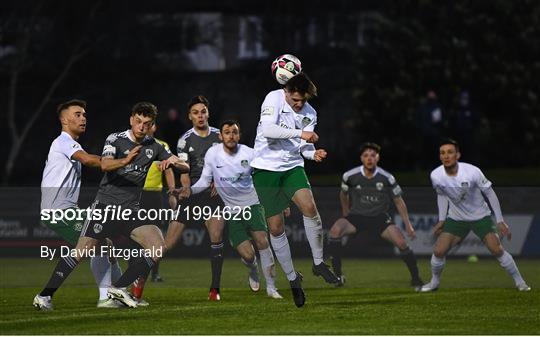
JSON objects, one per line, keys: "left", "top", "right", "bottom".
{"left": 41, "top": 246, "right": 163, "bottom": 260}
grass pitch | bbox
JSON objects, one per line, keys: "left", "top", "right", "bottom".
{"left": 1, "top": 257, "right": 538, "bottom": 335}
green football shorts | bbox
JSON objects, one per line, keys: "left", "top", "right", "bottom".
{"left": 252, "top": 166, "right": 311, "bottom": 217}
{"left": 41, "top": 207, "right": 84, "bottom": 245}
{"left": 443, "top": 216, "right": 496, "bottom": 240}
{"left": 228, "top": 204, "right": 268, "bottom": 249}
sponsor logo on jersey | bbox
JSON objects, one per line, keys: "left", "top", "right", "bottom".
{"left": 216, "top": 165, "right": 224, "bottom": 168}
{"left": 461, "top": 181, "right": 470, "bottom": 187}
{"left": 123, "top": 149, "right": 130, "bottom": 155}
{"left": 145, "top": 149, "right": 154, "bottom": 159}
{"left": 241, "top": 160, "right": 249, "bottom": 167}
{"left": 355, "top": 184, "right": 362, "bottom": 190}
{"left": 72, "top": 143, "right": 79, "bottom": 148}
{"left": 189, "top": 147, "right": 195, "bottom": 152}
{"left": 376, "top": 182, "right": 384, "bottom": 191}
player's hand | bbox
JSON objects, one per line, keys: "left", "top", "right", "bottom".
{"left": 210, "top": 182, "right": 218, "bottom": 198}
{"left": 405, "top": 223, "right": 417, "bottom": 240}
{"left": 301, "top": 131, "right": 319, "bottom": 143}
{"left": 123, "top": 145, "right": 142, "bottom": 165}
{"left": 179, "top": 186, "right": 191, "bottom": 200}
{"left": 159, "top": 158, "right": 172, "bottom": 171}
{"left": 432, "top": 221, "right": 444, "bottom": 237}
{"left": 168, "top": 193, "right": 178, "bottom": 209}
{"left": 313, "top": 149, "right": 327, "bottom": 162}
{"left": 283, "top": 207, "right": 291, "bottom": 218}
{"left": 497, "top": 221, "right": 512, "bottom": 241}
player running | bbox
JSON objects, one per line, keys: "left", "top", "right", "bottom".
{"left": 33, "top": 102, "right": 189, "bottom": 310}
{"left": 420, "top": 139, "right": 531, "bottom": 292}
{"left": 251, "top": 72, "right": 339, "bottom": 308}
{"left": 35, "top": 99, "right": 123, "bottom": 310}
{"left": 175, "top": 95, "right": 227, "bottom": 301}
{"left": 183, "top": 120, "right": 283, "bottom": 299}
{"left": 327, "top": 142, "right": 423, "bottom": 289}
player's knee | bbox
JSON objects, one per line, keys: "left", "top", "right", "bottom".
{"left": 301, "top": 201, "right": 317, "bottom": 217}
{"left": 489, "top": 246, "right": 504, "bottom": 257}
{"left": 433, "top": 248, "right": 446, "bottom": 258}
{"left": 329, "top": 224, "right": 342, "bottom": 239}
{"left": 254, "top": 237, "right": 269, "bottom": 250}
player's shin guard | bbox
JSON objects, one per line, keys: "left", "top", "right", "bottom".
{"left": 40, "top": 256, "right": 80, "bottom": 297}
{"left": 259, "top": 247, "right": 277, "bottom": 290}
{"left": 270, "top": 232, "right": 297, "bottom": 281}
{"left": 328, "top": 238, "right": 343, "bottom": 277}
{"left": 430, "top": 254, "right": 445, "bottom": 284}
{"left": 303, "top": 213, "right": 324, "bottom": 265}
{"left": 90, "top": 255, "right": 112, "bottom": 300}
{"left": 114, "top": 256, "right": 154, "bottom": 289}
{"left": 496, "top": 250, "right": 526, "bottom": 286}
{"left": 210, "top": 241, "right": 224, "bottom": 289}
{"left": 399, "top": 247, "right": 421, "bottom": 280}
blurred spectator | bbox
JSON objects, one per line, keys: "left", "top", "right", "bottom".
{"left": 417, "top": 90, "right": 444, "bottom": 169}
{"left": 160, "top": 108, "right": 186, "bottom": 151}
{"left": 452, "top": 90, "right": 479, "bottom": 158}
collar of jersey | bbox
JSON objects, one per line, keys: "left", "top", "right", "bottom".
{"left": 125, "top": 129, "right": 150, "bottom": 144}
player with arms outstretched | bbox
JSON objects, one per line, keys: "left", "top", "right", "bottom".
{"left": 420, "top": 139, "right": 530, "bottom": 292}
{"left": 328, "top": 142, "right": 423, "bottom": 289}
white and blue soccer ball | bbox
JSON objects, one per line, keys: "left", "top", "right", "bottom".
{"left": 271, "top": 54, "right": 302, "bottom": 85}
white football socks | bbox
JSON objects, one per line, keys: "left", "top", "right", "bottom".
{"left": 303, "top": 213, "right": 324, "bottom": 265}
{"left": 497, "top": 250, "right": 526, "bottom": 286}
{"left": 90, "top": 255, "right": 111, "bottom": 300}
{"left": 258, "top": 247, "right": 277, "bottom": 290}
{"left": 430, "top": 254, "right": 446, "bottom": 286}
{"left": 270, "top": 232, "right": 297, "bottom": 281}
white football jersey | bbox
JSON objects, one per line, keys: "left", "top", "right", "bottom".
{"left": 194, "top": 144, "right": 260, "bottom": 210}
{"left": 430, "top": 162, "right": 493, "bottom": 221}
{"left": 250, "top": 89, "right": 317, "bottom": 171}
{"left": 41, "top": 132, "right": 83, "bottom": 210}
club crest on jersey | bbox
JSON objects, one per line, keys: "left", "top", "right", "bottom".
{"left": 461, "top": 181, "right": 469, "bottom": 187}
{"left": 376, "top": 182, "right": 384, "bottom": 191}
{"left": 241, "top": 160, "right": 249, "bottom": 168}
{"left": 145, "top": 149, "right": 154, "bottom": 158}
{"left": 301, "top": 117, "right": 312, "bottom": 127}
{"left": 93, "top": 223, "right": 103, "bottom": 234}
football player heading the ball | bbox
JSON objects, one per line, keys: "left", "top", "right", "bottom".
{"left": 251, "top": 55, "right": 340, "bottom": 308}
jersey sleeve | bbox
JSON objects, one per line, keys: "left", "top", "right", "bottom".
{"left": 474, "top": 167, "right": 492, "bottom": 191}
{"left": 386, "top": 174, "right": 403, "bottom": 197}
{"left": 341, "top": 172, "right": 350, "bottom": 192}
{"left": 58, "top": 137, "right": 84, "bottom": 160}
{"left": 430, "top": 172, "right": 444, "bottom": 195}
{"left": 156, "top": 141, "right": 172, "bottom": 161}
{"left": 259, "top": 91, "right": 281, "bottom": 126}
{"left": 176, "top": 135, "right": 188, "bottom": 161}
{"left": 102, "top": 133, "right": 118, "bottom": 158}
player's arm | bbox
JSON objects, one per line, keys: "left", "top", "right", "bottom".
{"left": 71, "top": 150, "right": 101, "bottom": 168}
{"left": 101, "top": 145, "right": 142, "bottom": 171}
{"left": 189, "top": 152, "right": 213, "bottom": 196}
{"left": 393, "top": 196, "right": 415, "bottom": 239}
{"left": 339, "top": 190, "right": 350, "bottom": 217}
{"left": 159, "top": 154, "right": 189, "bottom": 173}
{"left": 340, "top": 176, "right": 351, "bottom": 217}
{"left": 477, "top": 169, "right": 510, "bottom": 239}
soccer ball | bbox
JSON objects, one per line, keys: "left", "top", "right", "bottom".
{"left": 271, "top": 54, "right": 302, "bottom": 85}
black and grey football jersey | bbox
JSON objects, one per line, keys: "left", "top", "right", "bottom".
{"left": 341, "top": 165, "right": 403, "bottom": 216}
{"left": 176, "top": 127, "right": 221, "bottom": 182}
{"left": 96, "top": 130, "right": 172, "bottom": 208}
